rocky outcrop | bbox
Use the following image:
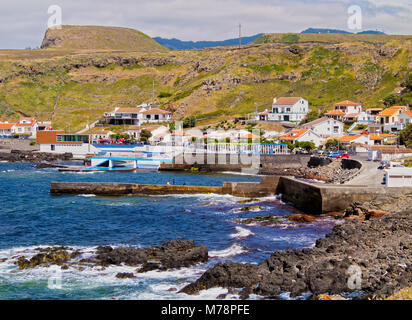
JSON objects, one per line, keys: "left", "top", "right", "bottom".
{"left": 181, "top": 210, "right": 412, "bottom": 299}
{"left": 13, "top": 240, "right": 208, "bottom": 274}
{"left": 0, "top": 150, "right": 72, "bottom": 163}
{"left": 96, "top": 240, "right": 208, "bottom": 272}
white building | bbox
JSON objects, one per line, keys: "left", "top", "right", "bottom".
{"left": 126, "top": 125, "right": 169, "bottom": 143}
{"left": 13, "top": 118, "right": 38, "bottom": 138}
{"left": 280, "top": 128, "right": 323, "bottom": 147}
{"left": 385, "top": 168, "right": 412, "bottom": 187}
{"left": 268, "top": 97, "right": 310, "bottom": 123}
{"left": 398, "top": 110, "right": 412, "bottom": 126}
{"left": 302, "top": 117, "right": 344, "bottom": 138}
{"left": 104, "top": 103, "right": 172, "bottom": 126}
{"left": 333, "top": 100, "right": 363, "bottom": 114}
{"left": 0, "top": 122, "right": 15, "bottom": 137}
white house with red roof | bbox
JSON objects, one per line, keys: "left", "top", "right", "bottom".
{"left": 268, "top": 97, "right": 310, "bottom": 123}
{"left": 398, "top": 110, "right": 412, "bottom": 125}
{"left": 302, "top": 117, "right": 344, "bottom": 138}
{"left": 0, "top": 122, "right": 15, "bottom": 137}
{"left": 280, "top": 128, "right": 323, "bottom": 147}
{"left": 104, "top": 103, "right": 172, "bottom": 126}
{"left": 13, "top": 118, "right": 38, "bottom": 138}
{"left": 326, "top": 100, "right": 363, "bottom": 120}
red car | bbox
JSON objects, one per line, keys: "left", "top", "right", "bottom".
{"left": 337, "top": 153, "right": 349, "bottom": 159}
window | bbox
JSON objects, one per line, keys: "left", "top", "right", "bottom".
{"left": 51, "top": 145, "right": 55, "bottom": 151}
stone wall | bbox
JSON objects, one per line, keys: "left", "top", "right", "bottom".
{"left": 159, "top": 153, "right": 311, "bottom": 174}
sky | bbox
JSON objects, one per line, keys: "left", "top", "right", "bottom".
{"left": 0, "top": 0, "right": 411, "bottom": 49}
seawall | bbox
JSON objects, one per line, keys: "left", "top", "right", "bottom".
{"left": 159, "top": 153, "right": 311, "bottom": 173}
{"left": 50, "top": 182, "right": 223, "bottom": 196}
{"left": 49, "top": 175, "right": 412, "bottom": 215}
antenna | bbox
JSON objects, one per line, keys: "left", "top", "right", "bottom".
{"left": 238, "top": 23, "right": 242, "bottom": 48}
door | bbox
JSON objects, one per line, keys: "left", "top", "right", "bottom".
{"left": 284, "top": 115, "right": 290, "bottom": 121}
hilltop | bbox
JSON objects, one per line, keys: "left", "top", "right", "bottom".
{"left": 0, "top": 30, "right": 411, "bottom": 132}
{"left": 41, "top": 25, "right": 167, "bottom": 52}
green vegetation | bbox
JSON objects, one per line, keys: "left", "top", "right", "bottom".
{"left": 280, "top": 34, "right": 300, "bottom": 43}
{"left": 400, "top": 123, "right": 412, "bottom": 147}
{"left": 183, "top": 115, "right": 196, "bottom": 128}
{"left": 139, "top": 129, "right": 152, "bottom": 142}
{"left": 0, "top": 33, "right": 410, "bottom": 131}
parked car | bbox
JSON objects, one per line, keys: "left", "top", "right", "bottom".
{"left": 337, "top": 153, "right": 349, "bottom": 159}
{"left": 327, "top": 151, "right": 341, "bottom": 158}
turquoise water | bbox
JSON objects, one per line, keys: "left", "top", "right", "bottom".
{"left": 0, "top": 162, "right": 337, "bottom": 299}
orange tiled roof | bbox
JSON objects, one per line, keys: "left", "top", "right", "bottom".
{"left": 380, "top": 133, "right": 397, "bottom": 138}
{"left": 343, "top": 113, "right": 360, "bottom": 118}
{"left": 240, "top": 133, "right": 263, "bottom": 139}
{"left": 338, "top": 135, "right": 362, "bottom": 142}
{"left": 335, "top": 100, "right": 360, "bottom": 106}
{"left": 142, "top": 108, "right": 171, "bottom": 115}
{"left": 326, "top": 109, "right": 345, "bottom": 115}
{"left": 369, "top": 134, "right": 384, "bottom": 140}
{"left": 0, "top": 123, "right": 15, "bottom": 129}
{"left": 15, "top": 118, "right": 36, "bottom": 126}
{"left": 273, "top": 97, "right": 302, "bottom": 105}
{"left": 379, "top": 107, "right": 403, "bottom": 117}
{"left": 403, "top": 111, "right": 412, "bottom": 117}
{"left": 280, "top": 129, "right": 308, "bottom": 141}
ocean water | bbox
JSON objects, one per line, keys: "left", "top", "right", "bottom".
{"left": 0, "top": 162, "right": 337, "bottom": 300}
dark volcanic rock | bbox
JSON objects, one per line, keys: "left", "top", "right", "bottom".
{"left": 0, "top": 150, "right": 72, "bottom": 163}
{"left": 181, "top": 210, "right": 412, "bottom": 299}
{"left": 96, "top": 240, "right": 208, "bottom": 272}
{"left": 115, "top": 272, "right": 136, "bottom": 279}
{"left": 13, "top": 240, "right": 208, "bottom": 274}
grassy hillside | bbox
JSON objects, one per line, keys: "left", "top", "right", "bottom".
{"left": 41, "top": 25, "right": 167, "bottom": 52}
{"left": 254, "top": 32, "right": 412, "bottom": 44}
{"left": 0, "top": 33, "right": 411, "bottom": 132}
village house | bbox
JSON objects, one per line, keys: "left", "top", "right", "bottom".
{"left": 280, "top": 128, "right": 323, "bottom": 147}
{"left": 104, "top": 103, "right": 172, "bottom": 126}
{"left": 0, "top": 122, "right": 15, "bottom": 137}
{"left": 398, "top": 110, "right": 412, "bottom": 126}
{"left": 302, "top": 117, "right": 344, "bottom": 138}
{"left": 91, "top": 130, "right": 114, "bottom": 143}
{"left": 333, "top": 100, "right": 363, "bottom": 114}
{"left": 377, "top": 106, "right": 408, "bottom": 132}
{"left": 13, "top": 118, "right": 38, "bottom": 138}
{"left": 325, "top": 100, "right": 363, "bottom": 121}
{"left": 126, "top": 125, "right": 169, "bottom": 143}
{"left": 337, "top": 134, "right": 369, "bottom": 146}
{"left": 268, "top": 97, "right": 310, "bottom": 123}
{"left": 357, "top": 108, "right": 382, "bottom": 123}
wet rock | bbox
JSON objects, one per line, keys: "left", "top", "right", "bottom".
{"left": 288, "top": 214, "right": 316, "bottom": 223}
{"left": 0, "top": 150, "right": 72, "bottom": 163}
{"left": 236, "top": 215, "right": 280, "bottom": 226}
{"left": 240, "top": 205, "right": 262, "bottom": 212}
{"left": 115, "top": 272, "right": 136, "bottom": 279}
{"left": 97, "top": 240, "right": 208, "bottom": 272}
{"left": 15, "top": 247, "right": 81, "bottom": 270}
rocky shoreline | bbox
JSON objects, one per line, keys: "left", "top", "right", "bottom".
{"left": 0, "top": 150, "right": 73, "bottom": 163}
{"left": 180, "top": 196, "right": 412, "bottom": 300}
{"left": 13, "top": 240, "right": 208, "bottom": 275}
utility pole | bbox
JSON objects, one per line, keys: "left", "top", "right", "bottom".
{"left": 238, "top": 23, "right": 242, "bottom": 49}
{"left": 152, "top": 80, "right": 155, "bottom": 107}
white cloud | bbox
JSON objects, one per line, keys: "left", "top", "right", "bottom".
{"left": 0, "top": 0, "right": 410, "bottom": 49}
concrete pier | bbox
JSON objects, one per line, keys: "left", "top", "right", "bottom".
{"left": 50, "top": 177, "right": 412, "bottom": 214}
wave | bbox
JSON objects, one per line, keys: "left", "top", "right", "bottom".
{"left": 230, "top": 226, "right": 254, "bottom": 239}
{"left": 209, "top": 244, "right": 247, "bottom": 258}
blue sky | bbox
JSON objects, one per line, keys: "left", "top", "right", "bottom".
{"left": 0, "top": 0, "right": 411, "bottom": 49}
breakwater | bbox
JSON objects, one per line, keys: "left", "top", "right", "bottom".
{"left": 50, "top": 175, "right": 412, "bottom": 214}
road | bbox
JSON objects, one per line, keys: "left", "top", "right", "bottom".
{"left": 344, "top": 158, "right": 385, "bottom": 187}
